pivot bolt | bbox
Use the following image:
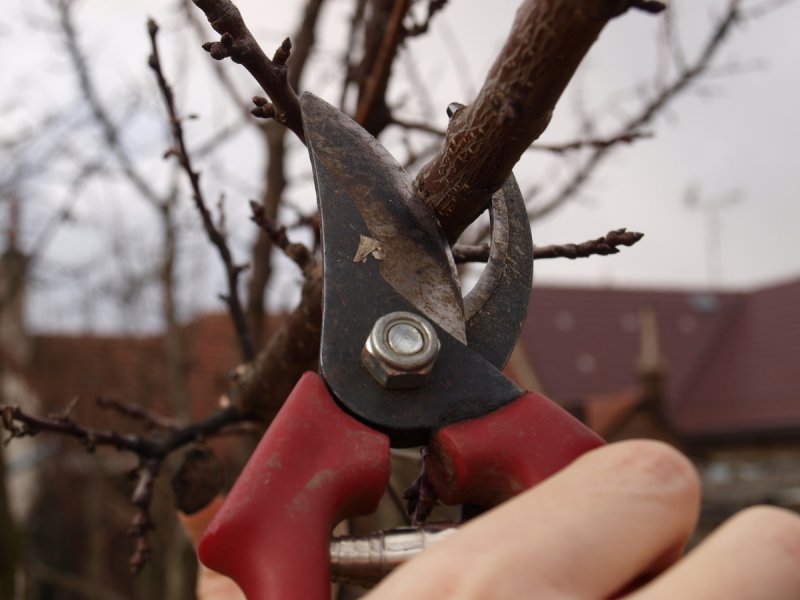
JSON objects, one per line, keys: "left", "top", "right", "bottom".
{"left": 362, "top": 311, "right": 440, "bottom": 390}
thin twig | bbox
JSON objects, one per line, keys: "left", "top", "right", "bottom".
{"left": 249, "top": 202, "right": 316, "bottom": 273}
{"left": 128, "top": 460, "right": 159, "bottom": 573}
{"left": 403, "top": 0, "right": 449, "bottom": 38}
{"left": 529, "top": 130, "right": 652, "bottom": 154}
{"left": 340, "top": 0, "right": 369, "bottom": 109}
{"left": 192, "top": 0, "right": 305, "bottom": 140}
{"left": 452, "top": 229, "right": 644, "bottom": 263}
{"left": 147, "top": 19, "right": 256, "bottom": 362}
{"left": 530, "top": 0, "right": 741, "bottom": 221}
{"left": 1, "top": 401, "right": 246, "bottom": 572}
{"left": 180, "top": 0, "right": 257, "bottom": 125}
{"left": 355, "top": 0, "right": 412, "bottom": 131}
{"left": 96, "top": 397, "right": 181, "bottom": 431}
{"left": 54, "top": 0, "right": 163, "bottom": 207}
{"left": 389, "top": 116, "right": 446, "bottom": 136}
{"left": 1, "top": 404, "right": 241, "bottom": 458}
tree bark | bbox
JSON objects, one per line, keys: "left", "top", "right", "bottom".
{"left": 416, "top": 0, "right": 653, "bottom": 242}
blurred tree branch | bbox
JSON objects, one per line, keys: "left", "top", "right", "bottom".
{"left": 528, "top": 0, "right": 742, "bottom": 221}
{"left": 148, "top": 19, "right": 255, "bottom": 361}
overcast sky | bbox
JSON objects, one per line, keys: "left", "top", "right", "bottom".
{"left": 2, "top": 0, "right": 799, "bottom": 332}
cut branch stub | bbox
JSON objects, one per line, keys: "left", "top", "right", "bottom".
{"left": 415, "top": 0, "right": 665, "bottom": 243}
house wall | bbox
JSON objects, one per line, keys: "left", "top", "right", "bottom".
{"left": 691, "top": 440, "right": 800, "bottom": 538}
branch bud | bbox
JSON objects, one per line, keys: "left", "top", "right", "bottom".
{"left": 272, "top": 37, "right": 292, "bottom": 66}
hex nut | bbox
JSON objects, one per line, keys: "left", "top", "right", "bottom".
{"left": 362, "top": 311, "right": 440, "bottom": 390}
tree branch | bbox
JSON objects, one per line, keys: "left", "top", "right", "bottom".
{"left": 529, "top": 130, "right": 652, "bottom": 154}
{"left": 354, "top": 0, "right": 412, "bottom": 132}
{"left": 148, "top": 19, "right": 256, "bottom": 362}
{"left": 1, "top": 400, "right": 246, "bottom": 572}
{"left": 192, "top": 0, "right": 305, "bottom": 140}
{"left": 230, "top": 265, "right": 323, "bottom": 422}
{"left": 249, "top": 201, "right": 316, "bottom": 273}
{"left": 529, "top": 0, "right": 741, "bottom": 221}
{"left": 453, "top": 228, "right": 644, "bottom": 262}
{"left": 245, "top": 0, "right": 326, "bottom": 349}
{"left": 54, "top": 0, "right": 163, "bottom": 207}
{"left": 414, "top": 0, "right": 664, "bottom": 242}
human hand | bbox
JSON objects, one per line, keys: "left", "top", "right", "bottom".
{"left": 368, "top": 440, "right": 800, "bottom": 599}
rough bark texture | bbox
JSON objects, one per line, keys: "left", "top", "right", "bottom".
{"left": 233, "top": 265, "right": 323, "bottom": 422}
{"left": 416, "top": 0, "right": 643, "bottom": 242}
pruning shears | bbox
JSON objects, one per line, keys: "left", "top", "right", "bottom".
{"left": 197, "top": 93, "right": 604, "bottom": 599}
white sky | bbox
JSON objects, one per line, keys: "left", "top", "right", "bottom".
{"left": 2, "top": 0, "right": 799, "bottom": 332}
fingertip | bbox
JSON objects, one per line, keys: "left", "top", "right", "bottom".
{"left": 630, "top": 505, "right": 800, "bottom": 600}
{"left": 723, "top": 505, "right": 800, "bottom": 563}
{"left": 577, "top": 440, "right": 701, "bottom": 516}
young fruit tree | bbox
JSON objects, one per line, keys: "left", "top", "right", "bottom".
{"left": 0, "top": 0, "right": 786, "bottom": 597}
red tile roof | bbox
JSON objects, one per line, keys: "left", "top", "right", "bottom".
{"left": 519, "top": 279, "right": 800, "bottom": 439}
{"left": 29, "top": 313, "right": 244, "bottom": 426}
{"left": 673, "top": 279, "right": 800, "bottom": 437}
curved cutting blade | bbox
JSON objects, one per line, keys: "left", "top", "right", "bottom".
{"left": 463, "top": 174, "right": 533, "bottom": 369}
{"left": 301, "top": 93, "right": 465, "bottom": 344}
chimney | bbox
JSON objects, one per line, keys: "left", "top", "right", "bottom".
{"left": 636, "top": 306, "right": 667, "bottom": 411}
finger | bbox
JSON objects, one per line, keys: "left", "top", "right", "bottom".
{"left": 629, "top": 506, "right": 800, "bottom": 600}
{"left": 369, "top": 440, "right": 700, "bottom": 599}
{"left": 178, "top": 497, "right": 247, "bottom": 600}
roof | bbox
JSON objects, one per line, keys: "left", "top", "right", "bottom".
{"left": 29, "top": 313, "right": 244, "bottom": 427}
{"left": 518, "top": 278, "right": 800, "bottom": 439}
{"left": 15, "top": 278, "right": 800, "bottom": 441}
{"left": 674, "top": 279, "right": 800, "bottom": 437}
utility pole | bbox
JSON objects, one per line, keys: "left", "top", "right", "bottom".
{"left": 685, "top": 185, "right": 743, "bottom": 288}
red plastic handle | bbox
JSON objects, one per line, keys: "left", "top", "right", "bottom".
{"left": 198, "top": 372, "right": 391, "bottom": 600}
{"left": 425, "top": 390, "right": 605, "bottom": 507}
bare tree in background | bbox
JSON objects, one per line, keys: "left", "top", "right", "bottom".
{"left": 0, "top": 0, "right": 789, "bottom": 596}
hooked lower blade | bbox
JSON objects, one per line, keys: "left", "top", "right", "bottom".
{"left": 463, "top": 174, "right": 533, "bottom": 369}
{"left": 301, "top": 93, "right": 466, "bottom": 344}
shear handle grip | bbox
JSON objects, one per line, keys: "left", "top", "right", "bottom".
{"left": 425, "top": 391, "right": 605, "bottom": 508}
{"left": 198, "top": 372, "right": 391, "bottom": 600}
